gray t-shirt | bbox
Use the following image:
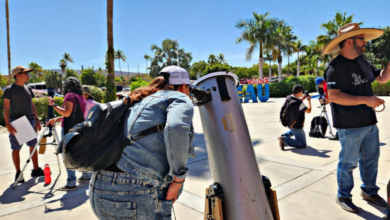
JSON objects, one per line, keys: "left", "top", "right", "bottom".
{"left": 3, "top": 84, "right": 35, "bottom": 120}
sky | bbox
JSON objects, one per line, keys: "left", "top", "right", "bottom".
{"left": 0, "top": 0, "right": 389, "bottom": 75}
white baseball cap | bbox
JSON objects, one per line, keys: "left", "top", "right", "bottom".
{"left": 158, "top": 66, "right": 190, "bottom": 85}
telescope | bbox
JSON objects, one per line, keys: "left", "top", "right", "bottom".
{"left": 194, "top": 72, "right": 276, "bottom": 220}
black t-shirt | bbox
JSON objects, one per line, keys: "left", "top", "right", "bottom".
{"left": 3, "top": 84, "right": 35, "bottom": 120}
{"left": 324, "top": 55, "right": 382, "bottom": 129}
{"left": 289, "top": 96, "right": 307, "bottom": 129}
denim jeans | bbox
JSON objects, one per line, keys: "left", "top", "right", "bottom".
{"left": 89, "top": 170, "right": 174, "bottom": 220}
{"left": 336, "top": 125, "right": 380, "bottom": 198}
{"left": 61, "top": 128, "right": 91, "bottom": 187}
{"left": 283, "top": 128, "right": 307, "bottom": 148}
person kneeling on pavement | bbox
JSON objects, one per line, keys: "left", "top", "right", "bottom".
{"left": 279, "top": 84, "right": 312, "bottom": 150}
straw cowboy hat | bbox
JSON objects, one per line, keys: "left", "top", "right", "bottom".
{"left": 323, "top": 23, "right": 384, "bottom": 55}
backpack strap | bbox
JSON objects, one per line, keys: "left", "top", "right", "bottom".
{"left": 127, "top": 124, "right": 165, "bottom": 144}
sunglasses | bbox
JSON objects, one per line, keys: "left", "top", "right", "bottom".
{"left": 19, "top": 71, "right": 30, "bottom": 75}
{"left": 348, "top": 37, "right": 366, "bottom": 42}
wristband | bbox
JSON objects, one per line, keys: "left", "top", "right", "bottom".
{"left": 52, "top": 103, "right": 58, "bottom": 107}
{"left": 173, "top": 179, "right": 185, "bottom": 184}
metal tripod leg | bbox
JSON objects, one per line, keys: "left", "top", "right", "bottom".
{"left": 13, "top": 125, "right": 61, "bottom": 190}
{"left": 319, "top": 107, "right": 334, "bottom": 137}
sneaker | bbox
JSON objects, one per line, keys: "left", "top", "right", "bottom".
{"left": 59, "top": 185, "right": 77, "bottom": 191}
{"left": 336, "top": 197, "right": 359, "bottom": 213}
{"left": 77, "top": 176, "right": 91, "bottom": 183}
{"left": 361, "top": 191, "right": 388, "bottom": 208}
{"left": 278, "top": 136, "right": 285, "bottom": 151}
{"left": 15, "top": 171, "right": 25, "bottom": 184}
{"left": 31, "top": 167, "right": 44, "bottom": 177}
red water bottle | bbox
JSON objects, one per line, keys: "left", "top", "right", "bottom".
{"left": 44, "top": 164, "right": 51, "bottom": 185}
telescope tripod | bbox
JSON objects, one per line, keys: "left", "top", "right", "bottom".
{"left": 13, "top": 124, "right": 61, "bottom": 190}
{"left": 319, "top": 104, "right": 335, "bottom": 137}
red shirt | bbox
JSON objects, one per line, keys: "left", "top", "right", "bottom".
{"left": 323, "top": 81, "right": 328, "bottom": 99}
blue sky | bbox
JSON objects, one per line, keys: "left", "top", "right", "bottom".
{"left": 0, "top": 0, "right": 388, "bottom": 75}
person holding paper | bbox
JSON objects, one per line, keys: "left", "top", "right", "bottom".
{"left": 3, "top": 66, "right": 44, "bottom": 184}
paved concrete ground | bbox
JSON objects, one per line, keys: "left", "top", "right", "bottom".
{"left": 0, "top": 96, "right": 389, "bottom": 220}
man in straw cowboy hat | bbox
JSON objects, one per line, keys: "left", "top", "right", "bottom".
{"left": 323, "top": 23, "right": 390, "bottom": 213}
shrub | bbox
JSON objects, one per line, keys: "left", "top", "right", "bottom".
{"left": 33, "top": 97, "right": 64, "bottom": 122}
{"left": 130, "top": 78, "right": 149, "bottom": 91}
{"left": 372, "top": 81, "right": 390, "bottom": 96}
{"left": 32, "top": 89, "right": 48, "bottom": 98}
{"left": 83, "top": 85, "right": 104, "bottom": 103}
{"left": 269, "top": 75, "right": 316, "bottom": 97}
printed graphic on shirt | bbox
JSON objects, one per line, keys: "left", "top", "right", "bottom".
{"left": 351, "top": 73, "right": 368, "bottom": 85}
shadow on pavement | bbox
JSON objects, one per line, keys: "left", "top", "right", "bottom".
{"left": 0, "top": 177, "right": 44, "bottom": 204}
{"left": 44, "top": 187, "right": 89, "bottom": 213}
{"left": 356, "top": 206, "right": 386, "bottom": 220}
{"left": 287, "top": 146, "right": 332, "bottom": 158}
{"left": 380, "top": 142, "right": 386, "bottom": 146}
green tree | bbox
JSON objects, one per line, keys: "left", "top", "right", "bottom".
{"left": 236, "top": 11, "right": 281, "bottom": 79}
{"left": 150, "top": 39, "right": 192, "bottom": 77}
{"left": 80, "top": 68, "right": 98, "bottom": 86}
{"left": 217, "top": 53, "right": 227, "bottom": 64}
{"left": 65, "top": 69, "right": 79, "bottom": 79}
{"left": 44, "top": 70, "right": 62, "bottom": 92}
{"left": 208, "top": 54, "right": 218, "bottom": 65}
{"left": 63, "top": 53, "right": 74, "bottom": 67}
{"left": 295, "top": 39, "right": 307, "bottom": 76}
{"left": 317, "top": 11, "right": 363, "bottom": 58}
{"left": 365, "top": 26, "right": 390, "bottom": 68}
{"left": 263, "top": 48, "right": 278, "bottom": 79}
{"left": 28, "top": 62, "right": 44, "bottom": 83}
{"left": 190, "top": 60, "right": 209, "bottom": 79}
{"left": 105, "top": 0, "right": 116, "bottom": 102}
{"left": 202, "top": 63, "right": 231, "bottom": 75}
{"left": 143, "top": 54, "right": 152, "bottom": 74}
{"left": 115, "top": 49, "right": 126, "bottom": 78}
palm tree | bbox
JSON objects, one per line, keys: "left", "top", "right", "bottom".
{"left": 150, "top": 39, "right": 192, "bottom": 72}
{"left": 59, "top": 59, "right": 66, "bottom": 74}
{"left": 28, "top": 62, "right": 44, "bottom": 82}
{"left": 208, "top": 54, "right": 218, "bottom": 65}
{"left": 295, "top": 40, "right": 307, "bottom": 76}
{"left": 217, "top": 53, "right": 227, "bottom": 64}
{"left": 263, "top": 47, "right": 278, "bottom": 81}
{"left": 143, "top": 54, "right": 152, "bottom": 74}
{"left": 105, "top": 0, "right": 116, "bottom": 102}
{"left": 114, "top": 49, "right": 126, "bottom": 78}
{"left": 317, "top": 11, "right": 363, "bottom": 58}
{"left": 272, "top": 24, "right": 295, "bottom": 82}
{"left": 6, "top": 0, "right": 11, "bottom": 84}
{"left": 236, "top": 12, "right": 280, "bottom": 79}
{"left": 62, "top": 53, "right": 74, "bottom": 67}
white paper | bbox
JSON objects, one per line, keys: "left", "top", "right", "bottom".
{"left": 10, "top": 116, "right": 37, "bottom": 145}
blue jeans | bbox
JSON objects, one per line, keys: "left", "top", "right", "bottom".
{"left": 283, "top": 128, "right": 307, "bottom": 148}
{"left": 336, "top": 125, "right": 380, "bottom": 198}
{"left": 61, "top": 128, "right": 91, "bottom": 187}
{"left": 89, "top": 170, "right": 173, "bottom": 220}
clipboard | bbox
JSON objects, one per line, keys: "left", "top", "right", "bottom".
{"left": 10, "top": 116, "right": 37, "bottom": 145}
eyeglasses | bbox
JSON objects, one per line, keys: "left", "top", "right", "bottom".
{"left": 349, "top": 37, "right": 366, "bottom": 42}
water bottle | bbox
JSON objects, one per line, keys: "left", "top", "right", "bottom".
{"left": 44, "top": 164, "right": 51, "bottom": 185}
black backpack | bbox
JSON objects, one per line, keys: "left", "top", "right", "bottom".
{"left": 59, "top": 95, "right": 165, "bottom": 172}
{"left": 280, "top": 96, "right": 298, "bottom": 127}
{"left": 309, "top": 116, "right": 328, "bottom": 138}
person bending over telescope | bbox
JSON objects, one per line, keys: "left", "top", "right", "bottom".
{"left": 89, "top": 66, "right": 195, "bottom": 220}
